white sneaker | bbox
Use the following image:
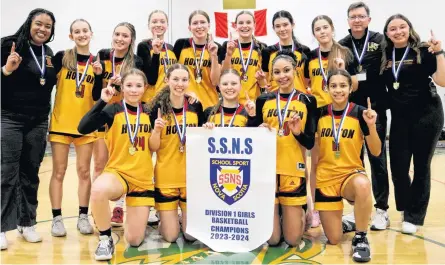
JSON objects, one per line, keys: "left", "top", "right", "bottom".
{"left": 1, "top": 232, "right": 7, "bottom": 250}
{"left": 51, "top": 216, "right": 67, "bottom": 237}
{"left": 402, "top": 221, "right": 417, "bottom": 234}
{"left": 17, "top": 225, "right": 42, "bottom": 243}
{"left": 311, "top": 210, "right": 321, "bottom": 228}
{"left": 77, "top": 214, "right": 94, "bottom": 235}
{"left": 370, "top": 208, "right": 390, "bottom": 231}
{"left": 95, "top": 235, "right": 114, "bottom": 261}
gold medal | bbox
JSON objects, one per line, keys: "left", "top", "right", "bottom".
{"left": 393, "top": 82, "right": 399, "bottom": 89}
{"left": 75, "top": 91, "right": 82, "bottom": 98}
{"left": 196, "top": 74, "right": 202, "bottom": 84}
{"left": 129, "top": 146, "right": 136, "bottom": 155}
{"left": 179, "top": 145, "right": 184, "bottom": 153}
{"left": 335, "top": 150, "right": 340, "bottom": 159}
{"left": 242, "top": 74, "right": 248, "bottom": 82}
{"left": 40, "top": 78, "right": 46, "bottom": 86}
{"left": 358, "top": 65, "right": 362, "bottom": 72}
{"left": 278, "top": 129, "right": 284, "bottom": 137}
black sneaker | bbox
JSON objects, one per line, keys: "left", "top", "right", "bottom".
{"left": 342, "top": 214, "right": 356, "bottom": 233}
{"left": 95, "top": 235, "right": 114, "bottom": 261}
{"left": 352, "top": 234, "right": 371, "bottom": 262}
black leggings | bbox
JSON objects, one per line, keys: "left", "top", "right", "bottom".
{"left": 389, "top": 94, "right": 444, "bottom": 225}
{"left": 1, "top": 109, "right": 48, "bottom": 232}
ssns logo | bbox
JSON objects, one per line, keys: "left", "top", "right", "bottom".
{"left": 210, "top": 158, "right": 250, "bottom": 205}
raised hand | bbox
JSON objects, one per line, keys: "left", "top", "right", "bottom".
{"left": 5, "top": 42, "right": 23, "bottom": 73}
{"left": 362, "top": 97, "right": 377, "bottom": 125}
{"left": 428, "top": 29, "right": 442, "bottom": 54}
{"left": 92, "top": 53, "right": 103, "bottom": 75}
{"left": 226, "top": 32, "right": 236, "bottom": 57}
{"left": 154, "top": 108, "right": 166, "bottom": 133}
{"left": 203, "top": 122, "right": 215, "bottom": 129}
{"left": 334, "top": 57, "right": 345, "bottom": 70}
{"left": 244, "top": 91, "right": 256, "bottom": 117}
{"left": 101, "top": 78, "right": 117, "bottom": 102}
{"left": 207, "top": 33, "right": 218, "bottom": 57}
{"left": 152, "top": 30, "right": 164, "bottom": 55}
{"left": 288, "top": 106, "right": 302, "bottom": 135}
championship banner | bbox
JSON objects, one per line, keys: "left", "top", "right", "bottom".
{"left": 186, "top": 127, "right": 276, "bottom": 253}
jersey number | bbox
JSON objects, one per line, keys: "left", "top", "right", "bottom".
{"left": 133, "top": 136, "right": 146, "bottom": 151}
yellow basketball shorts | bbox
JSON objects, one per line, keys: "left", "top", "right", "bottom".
{"left": 154, "top": 187, "right": 187, "bottom": 211}
{"left": 275, "top": 175, "right": 307, "bottom": 206}
{"left": 49, "top": 133, "right": 96, "bottom": 146}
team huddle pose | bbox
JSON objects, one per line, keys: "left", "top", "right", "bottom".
{"left": 1, "top": 1, "right": 444, "bottom": 264}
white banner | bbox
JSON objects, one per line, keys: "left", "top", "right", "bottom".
{"left": 186, "top": 127, "right": 276, "bottom": 253}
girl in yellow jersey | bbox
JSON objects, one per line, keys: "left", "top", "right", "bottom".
{"left": 173, "top": 10, "right": 223, "bottom": 109}
{"left": 48, "top": 19, "right": 103, "bottom": 237}
{"left": 249, "top": 51, "right": 317, "bottom": 247}
{"left": 315, "top": 69, "right": 380, "bottom": 262}
{"left": 304, "top": 15, "right": 358, "bottom": 228}
{"left": 220, "top": 11, "right": 266, "bottom": 104}
{"left": 78, "top": 69, "right": 155, "bottom": 261}
{"left": 147, "top": 64, "right": 205, "bottom": 243}
{"left": 138, "top": 10, "right": 177, "bottom": 102}
{"left": 203, "top": 69, "right": 255, "bottom": 127}
{"left": 95, "top": 22, "right": 159, "bottom": 226}
{"left": 258, "top": 11, "right": 310, "bottom": 93}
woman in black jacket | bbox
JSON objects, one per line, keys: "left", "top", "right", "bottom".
{"left": 1, "top": 8, "right": 57, "bottom": 250}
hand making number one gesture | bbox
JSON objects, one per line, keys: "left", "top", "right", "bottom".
{"left": 362, "top": 97, "right": 377, "bottom": 126}
{"left": 5, "top": 42, "right": 23, "bottom": 73}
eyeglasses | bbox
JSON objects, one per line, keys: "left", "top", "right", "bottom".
{"left": 348, "top": 15, "right": 368, "bottom": 21}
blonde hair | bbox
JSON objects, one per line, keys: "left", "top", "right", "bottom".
{"left": 62, "top": 19, "right": 92, "bottom": 71}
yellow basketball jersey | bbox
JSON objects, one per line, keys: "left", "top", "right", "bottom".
{"left": 304, "top": 49, "right": 332, "bottom": 108}
{"left": 221, "top": 41, "right": 265, "bottom": 104}
{"left": 262, "top": 42, "right": 310, "bottom": 93}
{"left": 98, "top": 49, "right": 144, "bottom": 104}
{"left": 50, "top": 51, "right": 96, "bottom": 136}
{"left": 138, "top": 39, "right": 177, "bottom": 102}
{"left": 149, "top": 101, "right": 205, "bottom": 188}
{"left": 105, "top": 102, "right": 154, "bottom": 189}
{"left": 252, "top": 91, "right": 317, "bottom": 177}
{"left": 173, "top": 38, "right": 223, "bottom": 109}
{"left": 316, "top": 103, "right": 369, "bottom": 187}
{"left": 203, "top": 105, "right": 249, "bottom": 127}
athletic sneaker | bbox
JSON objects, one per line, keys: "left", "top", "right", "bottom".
{"left": 17, "top": 225, "right": 42, "bottom": 242}
{"left": 111, "top": 207, "right": 124, "bottom": 227}
{"left": 370, "top": 208, "right": 390, "bottom": 231}
{"left": 147, "top": 208, "right": 159, "bottom": 226}
{"left": 402, "top": 221, "right": 417, "bottom": 234}
{"left": 342, "top": 212, "right": 356, "bottom": 233}
{"left": 311, "top": 210, "right": 321, "bottom": 228}
{"left": 77, "top": 214, "right": 94, "bottom": 234}
{"left": 95, "top": 235, "right": 114, "bottom": 261}
{"left": 352, "top": 234, "right": 371, "bottom": 262}
{"left": 51, "top": 215, "right": 67, "bottom": 237}
{"left": 1, "top": 232, "right": 7, "bottom": 250}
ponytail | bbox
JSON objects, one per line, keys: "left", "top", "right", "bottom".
{"left": 62, "top": 47, "right": 77, "bottom": 71}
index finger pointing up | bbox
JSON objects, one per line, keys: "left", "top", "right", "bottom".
{"left": 158, "top": 108, "right": 162, "bottom": 118}
{"left": 11, "top": 42, "right": 16, "bottom": 53}
{"left": 96, "top": 53, "right": 100, "bottom": 62}
{"left": 367, "top": 97, "right": 372, "bottom": 109}
{"left": 430, "top": 29, "right": 436, "bottom": 40}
